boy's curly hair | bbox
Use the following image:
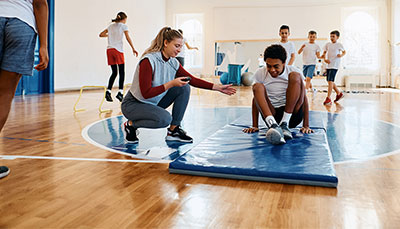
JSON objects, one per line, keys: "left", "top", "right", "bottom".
{"left": 263, "top": 44, "right": 287, "bottom": 63}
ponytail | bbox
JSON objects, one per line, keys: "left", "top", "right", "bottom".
{"left": 142, "top": 27, "right": 183, "bottom": 56}
{"left": 112, "top": 12, "right": 127, "bottom": 23}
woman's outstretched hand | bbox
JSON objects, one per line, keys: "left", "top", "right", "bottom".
{"left": 213, "top": 84, "right": 236, "bottom": 95}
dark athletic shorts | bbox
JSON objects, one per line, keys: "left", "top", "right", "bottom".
{"left": 273, "top": 105, "right": 304, "bottom": 128}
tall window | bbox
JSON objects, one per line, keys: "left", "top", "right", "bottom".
{"left": 175, "top": 14, "right": 203, "bottom": 70}
{"left": 342, "top": 9, "right": 379, "bottom": 71}
{"left": 394, "top": 0, "right": 400, "bottom": 68}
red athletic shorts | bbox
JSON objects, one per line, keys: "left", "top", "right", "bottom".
{"left": 107, "top": 48, "right": 125, "bottom": 65}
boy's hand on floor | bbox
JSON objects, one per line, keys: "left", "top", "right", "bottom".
{"left": 243, "top": 127, "right": 259, "bottom": 133}
{"left": 300, "top": 127, "right": 314, "bottom": 134}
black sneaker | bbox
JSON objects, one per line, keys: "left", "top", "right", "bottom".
{"left": 166, "top": 126, "right": 193, "bottom": 143}
{"left": 280, "top": 122, "right": 293, "bottom": 140}
{"left": 0, "top": 166, "right": 10, "bottom": 179}
{"left": 116, "top": 92, "right": 124, "bottom": 102}
{"left": 105, "top": 91, "right": 113, "bottom": 102}
{"left": 266, "top": 123, "right": 286, "bottom": 145}
{"left": 123, "top": 121, "right": 138, "bottom": 143}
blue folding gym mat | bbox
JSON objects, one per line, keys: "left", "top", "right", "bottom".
{"left": 169, "top": 113, "right": 338, "bottom": 188}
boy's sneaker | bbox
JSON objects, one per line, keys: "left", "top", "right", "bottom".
{"left": 323, "top": 97, "right": 332, "bottom": 105}
{"left": 0, "top": 166, "right": 10, "bottom": 179}
{"left": 266, "top": 124, "right": 286, "bottom": 145}
{"left": 280, "top": 122, "right": 293, "bottom": 140}
{"left": 166, "top": 126, "right": 193, "bottom": 143}
{"left": 116, "top": 92, "right": 124, "bottom": 102}
{"left": 105, "top": 91, "right": 113, "bottom": 102}
{"left": 123, "top": 121, "right": 138, "bottom": 143}
{"left": 334, "top": 92, "right": 344, "bottom": 102}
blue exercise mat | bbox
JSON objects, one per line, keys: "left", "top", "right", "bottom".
{"left": 169, "top": 115, "right": 338, "bottom": 188}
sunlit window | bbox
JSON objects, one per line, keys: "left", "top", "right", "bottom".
{"left": 343, "top": 11, "right": 378, "bottom": 70}
{"left": 175, "top": 14, "right": 203, "bottom": 69}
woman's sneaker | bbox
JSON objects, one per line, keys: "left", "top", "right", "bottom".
{"left": 123, "top": 121, "right": 138, "bottom": 143}
{"left": 166, "top": 126, "right": 193, "bottom": 143}
{"left": 280, "top": 122, "right": 293, "bottom": 140}
{"left": 0, "top": 166, "right": 10, "bottom": 179}
{"left": 266, "top": 124, "right": 286, "bottom": 145}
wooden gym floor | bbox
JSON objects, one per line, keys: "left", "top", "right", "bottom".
{"left": 1, "top": 85, "right": 400, "bottom": 228}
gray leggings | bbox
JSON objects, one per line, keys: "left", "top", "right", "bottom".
{"left": 121, "top": 84, "right": 190, "bottom": 128}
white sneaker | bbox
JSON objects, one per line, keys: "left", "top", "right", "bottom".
{"left": 266, "top": 124, "right": 286, "bottom": 145}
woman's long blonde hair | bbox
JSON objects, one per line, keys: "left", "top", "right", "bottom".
{"left": 142, "top": 27, "right": 183, "bottom": 56}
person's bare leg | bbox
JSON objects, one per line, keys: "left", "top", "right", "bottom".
{"left": 252, "top": 83, "right": 275, "bottom": 118}
{"left": 0, "top": 70, "right": 22, "bottom": 132}
{"left": 327, "top": 81, "right": 333, "bottom": 98}
{"left": 305, "top": 77, "right": 311, "bottom": 90}
{"left": 252, "top": 83, "right": 285, "bottom": 144}
{"left": 285, "top": 72, "right": 305, "bottom": 114}
{"left": 333, "top": 82, "right": 340, "bottom": 94}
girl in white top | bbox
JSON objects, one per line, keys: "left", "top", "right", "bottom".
{"left": 99, "top": 12, "right": 138, "bottom": 102}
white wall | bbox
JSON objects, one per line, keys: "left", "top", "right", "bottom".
{"left": 55, "top": 0, "right": 166, "bottom": 91}
{"left": 166, "top": 0, "right": 391, "bottom": 86}
{"left": 213, "top": 6, "right": 340, "bottom": 41}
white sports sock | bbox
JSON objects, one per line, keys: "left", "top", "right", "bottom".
{"left": 107, "top": 89, "right": 111, "bottom": 93}
{"left": 265, "top": 115, "right": 277, "bottom": 128}
{"left": 118, "top": 89, "right": 123, "bottom": 94}
{"left": 280, "top": 112, "right": 292, "bottom": 125}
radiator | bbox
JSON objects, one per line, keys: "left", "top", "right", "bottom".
{"left": 344, "top": 75, "right": 376, "bottom": 90}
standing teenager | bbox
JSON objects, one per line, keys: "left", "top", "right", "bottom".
{"left": 99, "top": 12, "right": 138, "bottom": 102}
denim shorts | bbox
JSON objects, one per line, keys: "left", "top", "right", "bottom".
{"left": 326, "top": 69, "right": 338, "bottom": 82}
{"left": 303, "top": 65, "right": 316, "bottom": 78}
{"left": 0, "top": 17, "right": 37, "bottom": 76}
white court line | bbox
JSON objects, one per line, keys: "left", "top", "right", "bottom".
{"left": 0, "top": 155, "right": 170, "bottom": 164}
{"left": 81, "top": 116, "right": 172, "bottom": 161}
{"left": 334, "top": 149, "right": 400, "bottom": 165}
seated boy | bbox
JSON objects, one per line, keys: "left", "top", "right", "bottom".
{"left": 243, "top": 45, "right": 313, "bottom": 145}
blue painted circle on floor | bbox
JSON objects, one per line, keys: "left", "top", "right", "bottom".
{"left": 83, "top": 108, "right": 400, "bottom": 163}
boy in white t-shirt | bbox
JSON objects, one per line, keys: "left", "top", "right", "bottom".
{"left": 278, "top": 25, "right": 296, "bottom": 66}
{"left": 321, "top": 30, "right": 346, "bottom": 105}
{"left": 298, "top": 30, "right": 322, "bottom": 93}
{"left": 243, "top": 45, "right": 313, "bottom": 145}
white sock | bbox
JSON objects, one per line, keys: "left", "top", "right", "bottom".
{"left": 118, "top": 89, "right": 123, "bottom": 94}
{"left": 107, "top": 89, "right": 111, "bottom": 93}
{"left": 265, "top": 115, "right": 277, "bottom": 128}
{"left": 280, "top": 112, "right": 292, "bottom": 125}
